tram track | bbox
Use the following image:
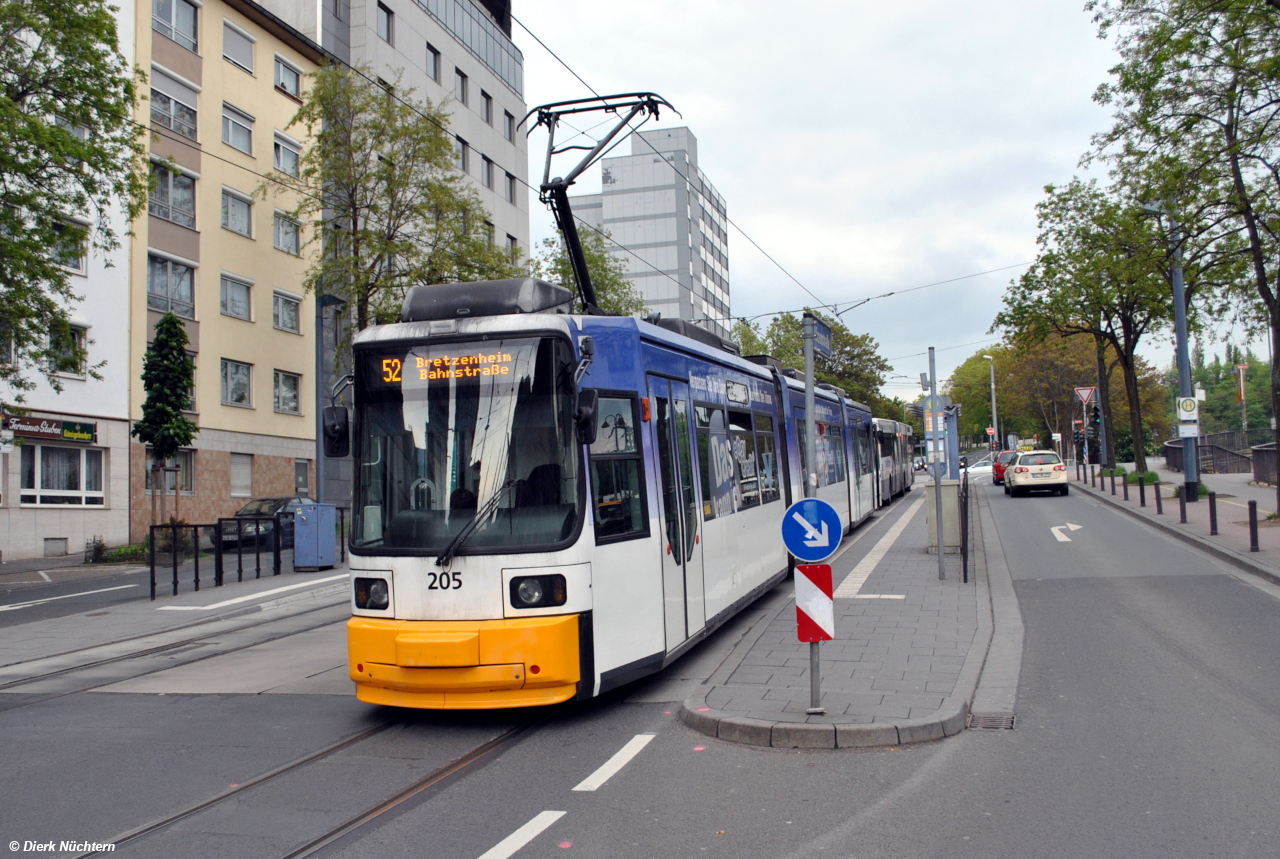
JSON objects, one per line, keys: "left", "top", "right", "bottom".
{"left": 71, "top": 709, "right": 558, "bottom": 859}
{"left": 0, "top": 600, "right": 349, "bottom": 713}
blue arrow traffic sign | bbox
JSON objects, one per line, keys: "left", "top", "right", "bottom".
{"left": 781, "top": 498, "right": 842, "bottom": 563}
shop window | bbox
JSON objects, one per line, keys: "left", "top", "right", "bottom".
{"left": 588, "top": 395, "right": 647, "bottom": 542}
{"left": 294, "top": 459, "right": 310, "bottom": 492}
{"left": 20, "top": 444, "right": 105, "bottom": 505}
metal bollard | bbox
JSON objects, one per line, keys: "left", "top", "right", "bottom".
{"left": 1090, "top": 465, "right": 1096, "bottom": 487}
{"left": 1209, "top": 491, "right": 1218, "bottom": 536}
{"left": 1249, "top": 500, "right": 1260, "bottom": 552}
{"left": 1179, "top": 488, "right": 1186, "bottom": 524}
{"left": 1110, "top": 471, "right": 1116, "bottom": 495}
{"left": 1076, "top": 462, "right": 1082, "bottom": 481}
{"left": 1139, "top": 475, "right": 1146, "bottom": 507}
{"left": 1123, "top": 475, "right": 1129, "bottom": 501}
{"left": 1154, "top": 480, "right": 1163, "bottom": 515}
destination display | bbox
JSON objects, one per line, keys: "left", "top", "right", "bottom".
{"left": 372, "top": 350, "right": 517, "bottom": 385}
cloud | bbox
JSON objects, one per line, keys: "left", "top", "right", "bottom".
{"left": 517, "top": 0, "right": 1119, "bottom": 387}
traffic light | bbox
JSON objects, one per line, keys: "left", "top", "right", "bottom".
{"left": 1086, "top": 424, "right": 1096, "bottom": 440}
{"left": 1091, "top": 404, "right": 1102, "bottom": 427}
{"left": 1073, "top": 429, "right": 1084, "bottom": 446}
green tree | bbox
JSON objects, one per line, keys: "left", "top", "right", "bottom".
{"left": 529, "top": 228, "right": 645, "bottom": 316}
{"left": 759, "top": 310, "right": 893, "bottom": 413}
{"left": 266, "top": 64, "right": 520, "bottom": 342}
{"left": 731, "top": 318, "right": 768, "bottom": 356}
{"left": 1089, "top": 0, "right": 1280, "bottom": 498}
{"left": 131, "top": 313, "right": 197, "bottom": 526}
{"left": 0, "top": 0, "right": 147, "bottom": 397}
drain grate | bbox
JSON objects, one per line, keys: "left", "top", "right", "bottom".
{"left": 968, "top": 712, "right": 1016, "bottom": 730}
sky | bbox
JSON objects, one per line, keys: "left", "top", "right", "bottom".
{"left": 509, "top": 1, "right": 1139, "bottom": 398}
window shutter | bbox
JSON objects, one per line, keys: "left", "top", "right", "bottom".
{"left": 230, "top": 453, "right": 253, "bottom": 497}
{"left": 152, "top": 69, "right": 198, "bottom": 108}
{"left": 223, "top": 23, "right": 254, "bottom": 71}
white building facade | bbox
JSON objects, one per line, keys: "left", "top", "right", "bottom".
{"left": 0, "top": 1, "right": 137, "bottom": 560}
{"left": 572, "top": 127, "right": 731, "bottom": 339}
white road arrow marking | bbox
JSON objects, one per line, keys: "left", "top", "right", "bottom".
{"left": 1050, "top": 523, "right": 1084, "bottom": 542}
{"left": 791, "top": 511, "right": 831, "bottom": 549}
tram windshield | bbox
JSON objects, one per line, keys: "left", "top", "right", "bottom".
{"left": 351, "top": 336, "right": 582, "bottom": 554}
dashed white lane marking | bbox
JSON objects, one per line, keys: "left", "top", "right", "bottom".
{"left": 156, "top": 573, "right": 347, "bottom": 610}
{"left": 477, "top": 810, "right": 566, "bottom": 859}
{"left": 0, "top": 584, "right": 138, "bottom": 612}
{"left": 572, "top": 733, "right": 655, "bottom": 792}
{"left": 833, "top": 497, "right": 922, "bottom": 598}
{"left": 38, "top": 570, "right": 52, "bottom": 582}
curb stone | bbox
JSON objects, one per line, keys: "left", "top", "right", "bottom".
{"left": 1079, "top": 481, "right": 1280, "bottom": 588}
{"left": 678, "top": 497, "right": 996, "bottom": 750}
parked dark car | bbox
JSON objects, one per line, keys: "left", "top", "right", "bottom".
{"left": 220, "top": 497, "right": 315, "bottom": 550}
{"left": 992, "top": 450, "right": 1020, "bottom": 485}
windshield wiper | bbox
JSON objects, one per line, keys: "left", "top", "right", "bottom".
{"left": 435, "top": 479, "right": 516, "bottom": 568}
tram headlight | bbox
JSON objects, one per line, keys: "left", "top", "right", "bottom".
{"left": 510, "top": 574, "right": 567, "bottom": 609}
{"left": 355, "top": 577, "right": 390, "bottom": 610}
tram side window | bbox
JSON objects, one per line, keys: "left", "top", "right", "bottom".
{"left": 728, "top": 410, "right": 760, "bottom": 509}
{"left": 696, "top": 405, "right": 739, "bottom": 519}
{"left": 797, "top": 417, "right": 846, "bottom": 489}
{"left": 754, "top": 414, "right": 780, "bottom": 504}
{"left": 828, "top": 425, "right": 847, "bottom": 483}
{"left": 589, "top": 396, "right": 647, "bottom": 542}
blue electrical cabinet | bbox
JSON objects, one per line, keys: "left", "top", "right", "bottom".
{"left": 293, "top": 504, "right": 336, "bottom": 571}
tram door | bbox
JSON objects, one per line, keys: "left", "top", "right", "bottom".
{"left": 647, "top": 376, "right": 706, "bottom": 651}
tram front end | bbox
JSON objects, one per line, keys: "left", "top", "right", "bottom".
{"left": 335, "top": 280, "right": 600, "bottom": 710}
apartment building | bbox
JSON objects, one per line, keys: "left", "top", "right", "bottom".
{"left": 0, "top": 4, "right": 138, "bottom": 561}
{"left": 257, "top": 0, "right": 531, "bottom": 503}
{"left": 128, "top": 0, "right": 327, "bottom": 541}
{"left": 573, "top": 127, "right": 732, "bottom": 339}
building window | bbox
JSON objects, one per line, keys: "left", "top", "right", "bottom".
{"left": 454, "top": 137, "right": 468, "bottom": 173}
{"left": 220, "top": 276, "right": 251, "bottom": 320}
{"left": 222, "top": 21, "right": 255, "bottom": 73}
{"left": 151, "top": 72, "right": 197, "bottom": 140}
{"left": 505, "top": 172, "right": 516, "bottom": 204}
{"left": 274, "top": 370, "right": 301, "bottom": 414}
{"left": 275, "top": 58, "right": 301, "bottom": 99}
{"left": 481, "top": 155, "right": 493, "bottom": 188}
{"left": 274, "top": 213, "right": 300, "bottom": 254}
{"left": 149, "top": 163, "right": 196, "bottom": 228}
{"left": 221, "top": 358, "right": 252, "bottom": 407}
{"left": 273, "top": 134, "right": 300, "bottom": 176}
{"left": 426, "top": 43, "right": 440, "bottom": 81}
{"left": 506, "top": 234, "right": 519, "bottom": 262}
{"left": 273, "top": 292, "right": 301, "bottom": 333}
{"left": 144, "top": 447, "right": 194, "bottom": 493}
{"left": 222, "top": 189, "right": 252, "bottom": 236}
{"left": 295, "top": 459, "right": 310, "bottom": 492}
{"left": 147, "top": 254, "right": 194, "bottom": 318}
{"left": 230, "top": 452, "right": 253, "bottom": 497}
{"left": 481, "top": 91, "right": 492, "bottom": 124}
{"left": 51, "top": 221, "right": 87, "bottom": 273}
{"left": 20, "top": 445, "right": 105, "bottom": 506}
{"left": 376, "top": 2, "right": 393, "bottom": 44}
{"left": 482, "top": 221, "right": 494, "bottom": 244}
{"left": 504, "top": 111, "right": 514, "bottom": 142}
{"left": 49, "top": 326, "right": 87, "bottom": 376}
{"left": 454, "top": 68, "right": 467, "bottom": 104}
{"left": 153, "top": 0, "right": 198, "bottom": 52}
{"left": 222, "top": 103, "right": 253, "bottom": 154}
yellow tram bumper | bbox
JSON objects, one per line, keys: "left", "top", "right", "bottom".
{"left": 348, "top": 614, "right": 580, "bottom": 710}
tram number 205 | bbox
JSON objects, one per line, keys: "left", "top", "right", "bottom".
{"left": 427, "top": 571, "right": 463, "bottom": 590}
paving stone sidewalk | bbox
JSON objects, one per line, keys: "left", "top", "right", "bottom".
{"left": 681, "top": 489, "right": 992, "bottom": 749}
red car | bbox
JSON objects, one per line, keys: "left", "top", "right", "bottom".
{"left": 992, "top": 450, "right": 1020, "bottom": 485}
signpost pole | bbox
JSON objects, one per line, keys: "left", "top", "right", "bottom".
{"left": 801, "top": 313, "right": 823, "bottom": 715}
{"left": 929, "top": 347, "right": 945, "bottom": 582}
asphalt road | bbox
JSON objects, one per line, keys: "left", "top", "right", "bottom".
{"left": 0, "top": 566, "right": 153, "bottom": 626}
{"left": 3, "top": 481, "right": 1279, "bottom": 858}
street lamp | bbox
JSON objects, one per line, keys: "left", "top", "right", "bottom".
{"left": 982, "top": 355, "right": 998, "bottom": 451}
{"left": 1142, "top": 200, "right": 1199, "bottom": 501}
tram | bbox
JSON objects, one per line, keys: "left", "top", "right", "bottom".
{"left": 328, "top": 92, "right": 915, "bottom": 709}
{"left": 328, "top": 279, "right": 913, "bottom": 709}
{"left": 873, "top": 418, "right": 916, "bottom": 504}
